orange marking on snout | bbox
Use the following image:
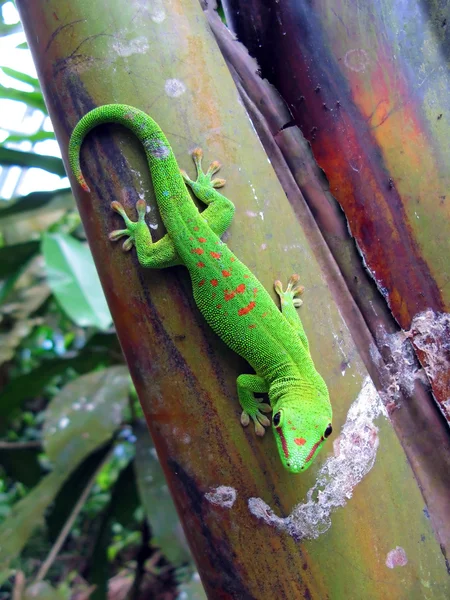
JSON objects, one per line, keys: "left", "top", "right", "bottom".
{"left": 294, "top": 438, "right": 307, "bottom": 446}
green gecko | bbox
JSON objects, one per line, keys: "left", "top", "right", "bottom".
{"left": 68, "top": 104, "right": 332, "bottom": 473}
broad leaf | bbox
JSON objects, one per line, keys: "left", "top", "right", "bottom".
{"left": 42, "top": 233, "right": 112, "bottom": 330}
{"left": 0, "top": 147, "right": 63, "bottom": 175}
{"left": 0, "top": 366, "right": 130, "bottom": 577}
{"left": 134, "top": 421, "right": 191, "bottom": 567}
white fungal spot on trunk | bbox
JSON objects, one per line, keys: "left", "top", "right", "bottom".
{"left": 386, "top": 546, "right": 408, "bottom": 569}
{"left": 112, "top": 36, "right": 149, "bottom": 57}
{"left": 205, "top": 486, "right": 237, "bottom": 509}
{"left": 164, "top": 79, "right": 186, "bottom": 98}
{"left": 248, "top": 376, "right": 387, "bottom": 539}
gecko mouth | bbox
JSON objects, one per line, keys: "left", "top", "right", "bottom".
{"left": 304, "top": 437, "right": 324, "bottom": 464}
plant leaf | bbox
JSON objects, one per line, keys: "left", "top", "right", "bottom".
{"left": 0, "top": 366, "right": 130, "bottom": 576}
{"left": 42, "top": 233, "right": 112, "bottom": 330}
{"left": 0, "top": 147, "right": 64, "bottom": 175}
{"left": 134, "top": 420, "right": 192, "bottom": 567}
{"left": 0, "top": 85, "right": 47, "bottom": 112}
{"left": 0, "top": 66, "right": 40, "bottom": 90}
{"left": 0, "top": 240, "right": 39, "bottom": 279}
{"left": 0, "top": 332, "right": 120, "bottom": 433}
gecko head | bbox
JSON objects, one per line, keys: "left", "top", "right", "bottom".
{"left": 272, "top": 398, "right": 332, "bottom": 474}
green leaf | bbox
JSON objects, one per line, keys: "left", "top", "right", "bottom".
{"left": 46, "top": 444, "right": 112, "bottom": 542}
{"left": 0, "top": 240, "right": 39, "bottom": 279}
{"left": 0, "top": 147, "right": 64, "bottom": 175}
{"left": 0, "top": 85, "right": 47, "bottom": 112}
{"left": 89, "top": 461, "right": 139, "bottom": 600}
{"left": 42, "top": 233, "right": 112, "bottom": 330}
{"left": 0, "top": 366, "right": 130, "bottom": 576}
{"left": 0, "top": 446, "right": 42, "bottom": 488}
{"left": 177, "top": 575, "right": 207, "bottom": 600}
{"left": 43, "top": 366, "right": 130, "bottom": 465}
{"left": 0, "top": 23, "right": 22, "bottom": 37}
{"left": 0, "top": 332, "right": 121, "bottom": 433}
{"left": 0, "top": 189, "right": 72, "bottom": 220}
{"left": 134, "top": 420, "right": 192, "bottom": 566}
{"left": 24, "top": 581, "right": 69, "bottom": 600}
{"left": 0, "top": 66, "right": 40, "bottom": 91}
{"left": 4, "top": 131, "right": 55, "bottom": 144}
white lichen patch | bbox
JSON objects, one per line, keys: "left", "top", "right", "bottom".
{"left": 205, "top": 486, "right": 237, "bottom": 509}
{"left": 370, "top": 327, "right": 427, "bottom": 411}
{"left": 248, "top": 376, "right": 387, "bottom": 539}
{"left": 112, "top": 36, "right": 149, "bottom": 58}
{"left": 407, "top": 310, "right": 450, "bottom": 420}
{"left": 164, "top": 79, "right": 186, "bottom": 98}
{"left": 385, "top": 546, "right": 408, "bottom": 569}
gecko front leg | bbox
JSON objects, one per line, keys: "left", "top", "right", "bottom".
{"left": 237, "top": 374, "right": 271, "bottom": 436}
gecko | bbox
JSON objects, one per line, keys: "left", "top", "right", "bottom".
{"left": 68, "top": 104, "right": 332, "bottom": 473}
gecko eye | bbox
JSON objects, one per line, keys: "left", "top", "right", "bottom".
{"left": 324, "top": 424, "right": 333, "bottom": 438}
{"left": 273, "top": 411, "right": 283, "bottom": 427}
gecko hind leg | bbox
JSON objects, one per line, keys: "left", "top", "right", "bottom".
{"left": 181, "top": 147, "right": 235, "bottom": 235}
{"left": 274, "top": 274, "right": 310, "bottom": 353}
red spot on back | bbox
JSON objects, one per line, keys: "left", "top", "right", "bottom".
{"left": 211, "top": 279, "right": 218, "bottom": 287}
{"left": 222, "top": 270, "right": 232, "bottom": 277}
{"left": 253, "top": 288, "right": 259, "bottom": 296}
{"left": 244, "top": 274, "right": 250, "bottom": 278}
{"left": 192, "top": 248, "right": 204, "bottom": 255}
{"left": 193, "top": 226, "right": 199, "bottom": 231}
{"left": 210, "top": 251, "right": 221, "bottom": 259}
{"left": 238, "top": 301, "right": 256, "bottom": 316}
{"left": 189, "top": 237, "right": 194, "bottom": 241}
{"left": 230, "top": 257, "right": 236, "bottom": 262}
{"left": 198, "top": 279, "right": 205, "bottom": 287}
{"left": 217, "top": 304, "right": 222, "bottom": 309}
{"left": 276, "top": 427, "right": 289, "bottom": 459}
{"left": 197, "top": 261, "right": 205, "bottom": 268}
{"left": 294, "top": 438, "right": 307, "bottom": 446}
{"left": 262, "top": 311, "right": 268, "bottom": 318}
{"left": 236, "top": 284, "right": 246, "bottom": 293}
{"left": 212, "top": 292, "right": 216, "bottom": 299}
{"left": 198, "top": 237, "right": 207, "bottom": 243}
{"left": 224, "top": 289, "right": 236, "bottom": 301}
{"left": 248, "top": 324, "right": 256, "bottom": 329}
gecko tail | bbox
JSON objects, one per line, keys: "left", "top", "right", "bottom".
{"left": 68, "top": 104, "right": 178, "bottom": 197}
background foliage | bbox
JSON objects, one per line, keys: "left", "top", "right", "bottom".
{"left": 0, "top": 3, "right": 203, "bottom": 598}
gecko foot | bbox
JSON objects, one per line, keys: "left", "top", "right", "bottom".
{"left": 274, "top": 274, "right": 305, "bottom": 308}
{"left": 181, "top": 147, "right": 226, "bottom": 191}
{"left": 109, "top": 199, "right": 147, "bottom": 251}
{"left": 240, "top": 397, "right": 272, "bottom": 437}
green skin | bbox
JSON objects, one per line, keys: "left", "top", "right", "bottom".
{"left": 68, "top": 104, "right": 332, "bottom": 473}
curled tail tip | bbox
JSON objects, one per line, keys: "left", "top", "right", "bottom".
{"left": 78, "top": 175, "right": 90, "bottom": 192}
